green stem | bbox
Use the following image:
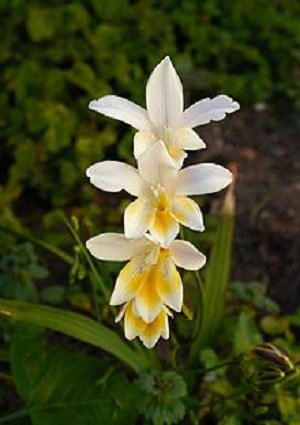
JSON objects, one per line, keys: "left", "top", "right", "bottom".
{"left": 61, "top": 214, "right": 110, "bottom": 315}
{"left": 0, "top": 224, "right": 73, "bottom": 265}
{"left": 192, "top": 270, "right": 205, "bottom": 338}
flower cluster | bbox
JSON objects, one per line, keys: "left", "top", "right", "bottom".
{"left": 86, "top": 57, "right": 239, "bottom": 348}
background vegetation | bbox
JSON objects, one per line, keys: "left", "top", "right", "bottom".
{"left": 1, "top": 0, "right": 299, "bottom": 210}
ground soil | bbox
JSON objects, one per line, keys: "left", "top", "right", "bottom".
{"left": 194, "top": 107, "right": 300, "bottom": 313}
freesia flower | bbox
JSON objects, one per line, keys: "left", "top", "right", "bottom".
{"left": 117, "top": 302, "right": 171, "bottom": 349}
{"left": 86, "top": 141, "right": 232, "bottom": 247}
{"left": 86, "top": 232, "right": 206, "bottom": 348}
{"left": 89, "top": 56, "right": 239, "bottom": 168}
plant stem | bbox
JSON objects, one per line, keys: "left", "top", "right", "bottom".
{"left": 0, "top": 224, "right": 73, "bottom": 265}
{"left": 61, "top": 213, "right": 110, "bottom": 319}
{"left": 192, "top": 270, "right": 205, "bottom": 338}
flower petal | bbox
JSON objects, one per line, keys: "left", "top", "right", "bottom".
{"left": 140, "top": 309, "right": 170, "bottom": 348}
{"left": 124, "top": 303, "right": 147, "bottom": 340}
{"left": 124, "top": 198, "right": 155, "bottom": 238}
{"left": 182, "top": 95, "right": 240, "bottom": 128}
{"left": 133, "top": 131, "right": 157, "bottom": 159}
{"left": 175, "top": 128, "right": 206, "bottom": 150}
{"left": 156, "top": 255, "right": 183, "bottom": 312}
{"left": 110, "top": 256, "right": 150, "bottom": 305}
{"left": 137, "top": 141, "right": 177, "bottom": 189}
{"left": 167, "top": 145, "right": 187, "bottom": 170}
{"left": 177, "top": 163, "right": 232, "bottom": 196}
{"left": 86, "top": 161, "right": 143, "bottom": 196}
{"left": 146, "top": 56, "right": 183, "bottom": 128}
{"left": 86, "top": 233, "right": 150, "bottom": 262}
{"left": 89, "top": 95, "right": 152, "bottom": 131}
{"left": 134, "top": 267, "right": 163, "bottom": 323}
{"left": 169, "top": 240, "right": 206, "bottom": 270}
{"left": 171, "top": 196, "right": 204, "bottom": 231}
{"left": 150, "top": 210, "right": 180, "bottom": 248}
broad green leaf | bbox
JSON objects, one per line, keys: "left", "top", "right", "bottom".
{"left": 11, "top": 327, "right": 140, "bottom": 425}
{"left": 0, "top": 298, "right": 153, "bottom": 372}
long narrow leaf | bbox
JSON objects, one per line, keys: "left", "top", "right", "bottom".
{"left": 190, "top": 174, "right": 235, "bottom": 362}
{"left": 0, "top": 298, "right": 153, "bottom": 373}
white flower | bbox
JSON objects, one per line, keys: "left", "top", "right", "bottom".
{"left": 86, "top": 141, "right": 232, "bottom": 247}
{"left": 86, "top": 232, "right": 206, "bottom": 347}
{"left": 89, "top": 56, "right": 239, "bottom": 168}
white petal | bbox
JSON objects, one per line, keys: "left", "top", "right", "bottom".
{"left": 86, "top": 161, "right": 143, "bottom": 196}
{"left": 133, "top": 131, "right": 157, "bottom": 159}
{"left": 137, "top": 141, "right": 176, "bottom": 186}
{"left": 124, "top": 199, "right": 155, "bottom": 238}
{"left": 169, "top": 240, "right": 206, "bottom": 270}
{"left": 177, "top": 163, "right": 232, "bottom": 196}
{"left": 171, "top": 196, "right": 204, "bottom": 231}
{"left": 89, "top": 95, "right": 152, "bottom": 131}
{"left": 175, "top": 128, "right": 206, "bottom": 150}
{"left": 146, "top": 56, "right": 183, "bottom": 128}
{"left": 86, "top": 233, "right": 150, "bottom": 261}
{"left": 182, "top": 95, "right": 240, "bottom": 128}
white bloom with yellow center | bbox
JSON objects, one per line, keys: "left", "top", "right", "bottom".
{"left": 86, "top": 232, "right": 206, "bottom": 348}
{"left": 86, "top": 141, "right": 232, "bottom": 247}
{"left": 89, "top": 56, "right": 239, "bottom": 168}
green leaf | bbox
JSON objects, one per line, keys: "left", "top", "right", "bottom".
{"left": 233, "top": 311, "right": 262, "bottom": 354}
{"left": 0, "top": 298, "right": 153, "bottom": 373}
{"left": 136, "top": 371, "right": 187, "bottom": 425}
{"left": 11, "top": 328, "right": 140, "bottom": 425}
{"left": 190, "top": 183, "right": 235, "bottom": 360}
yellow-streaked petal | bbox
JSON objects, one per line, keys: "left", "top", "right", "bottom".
{"left": 140, "top": 309, "right": 170, "bottom": 348}
{"left": 134, "top": 265, "right": 163, "bottom": 323}
{"left": 156, "top": 255, "right": 183, "bottom": 312}
{"left": 167, "top": 145, "right": 187, "bottom": 169}
{"left": 133, "top": 131, "right": 157, "bottom": 159}
{"left": 171, "top": 196, "right": 204, "bottom": 231}
{"left": 124, "top": 303, "right": 147, "bottom": 340}
{"left": 110, "top": 256, "right": 150, "bottom": 306}
{"left": 124, "top": 198, "right": 155, "bottom": 239}
{"left": 149, "top": 210, "right": 179, "bottom": 248}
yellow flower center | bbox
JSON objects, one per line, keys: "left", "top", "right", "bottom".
{"left": 150, "top": 185, "right": 170, "bottom": 211}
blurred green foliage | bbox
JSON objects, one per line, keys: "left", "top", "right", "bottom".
{"left": 0, "top": 0, "right": 299, "bottom": 210}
